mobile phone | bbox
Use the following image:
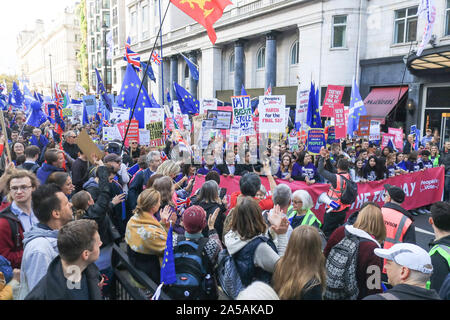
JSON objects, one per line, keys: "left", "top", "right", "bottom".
{"left": 219, "top": 188, "right": 227, "bottom": 199}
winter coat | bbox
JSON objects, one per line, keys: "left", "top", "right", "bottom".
{"left": 0, "top": 206, "right": 24, "bottom": 268}
{"left": 197, "top": 201, "right": 227, "bottom": 241}
{"left": 36, "top": 163, "right": 64, "bottom": 185}
{"left": 363, "top": 284, "right": 441, "bottom": 300}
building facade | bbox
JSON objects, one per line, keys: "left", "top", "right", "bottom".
{"left": 16, "top": 6, "right": 81, "bottom": 97}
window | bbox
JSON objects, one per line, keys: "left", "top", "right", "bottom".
{"left": 257, "top": 47, "right": 265, "bottom": 69}
{"left": 97, "top": 53, "right": 102, "bottom": 68}
{"left": 75, "top": 50, "right": 80, "bottom": 59}
{"left": 332, "top": 15, "right": 347, "bottom": 48}
{"left": 394, "top": 7, "right": 418, "bottom": 43}
{"left": 446, "top": 0, "right": 450, "bottom": 36}
{"left": 103, "top": 0, "right": 110, "bottom": 9}
{"left": 76, "top": 70, "right": 82, "bottom": 82}
{"left": 91, "top": 38, "right": 95, "bottom": 51}
{"left": 142, "top": 5, "right": 149, "bottom": 37}
{"left": 112, "top": 8, "right": 118, "bottom": 25}
{"left": 103, "top": 12, "right": 110, "bottom": 28}
{"left": 229, "top": 53, "right": 235, "bottom": 73}
{"left": 131, "top": 11, "right": 137, "bottom": 39}
{"left": 290, "top": 41, "right": 299, "bottom": 65}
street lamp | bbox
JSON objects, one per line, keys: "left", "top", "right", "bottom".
{"left": 102, "top": 22, "right": 108, "bottom": 94}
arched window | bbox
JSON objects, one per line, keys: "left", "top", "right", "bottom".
{"left": 257, "top": 47, "right": 265, "bottom": 69}
{"left": 229, "top": 53, "right": 235, "bottom": 73}
{"left": 290, "top": 41, "right": 299, "bottom": 65}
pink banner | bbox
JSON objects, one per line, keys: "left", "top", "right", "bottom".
{"left": 381, "top": 133, "right": 396, "bottom": 149}
{"left": 333, "top": 103, "right": 346, "bottom": 139}
{"left": 388, "top": 127, "right": 404, "bottom": 151}
{"left": 321, "top": 85, "right": 344, "bottom": 118}
{"left": 192, "top": 167, "right": 444, "bottom": 223}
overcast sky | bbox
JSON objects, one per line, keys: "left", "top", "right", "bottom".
{"left": 0, "top": 0, "right": 78, "bottom": 75}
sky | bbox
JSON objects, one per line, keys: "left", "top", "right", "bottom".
{"left": 0, "top": 0, "right": 78, "bottom": 75}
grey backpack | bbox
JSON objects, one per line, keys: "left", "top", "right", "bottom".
{"left": 324, "top": 234, "right": 360, "bottom": 300}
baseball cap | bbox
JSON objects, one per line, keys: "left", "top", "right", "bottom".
{"left": 182, "top": 206, "right": 207, "bottom": 234}
{"left": 104, "top": 153, "right": 122, "bottom": 163}
{"left": 374, "top": 243, "right": 433, "bottom": 274}
{"left": 384, "top": 184, "right": 405, "bottom": 203}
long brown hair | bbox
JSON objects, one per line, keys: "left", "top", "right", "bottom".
{"left": 280, "top": 153, "right": 293, "bottom": 173}
{"left": 152, "top": 176, "right": 174, "bottom": 206}
{"left": 272, "top": 225, "right": 326, "bottom": 300}
{"left": 231, "top": 197, "right": 267, "bottom": 240}
{"left": 353, "top": 202, "right": 386, "bottom": 243}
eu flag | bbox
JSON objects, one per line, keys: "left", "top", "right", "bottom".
{"left": 241, "top": 84, "right": 247, "bottom": 96}
{"left": 173, "top": 82, "right": 199, "bottom": 115}
{"left": 11, "top": 82, "right": 24, "bottom": 108}
{"left": 116, "top": 64, "right": 151, "bottom": 128}
{"left": 95, "top": 68, "right": 113, "bottom": 113}
{"left": 26, "top": 101, "right": 47, "bottom": 127}
{"left": 150, "top": 94, "right": 161, "bottom": 108}
{"left": 160, "top": 223, "right": 176, "bottom": 284}
{"left": 83, "top": 104, "right": 90, "bottom": 125}
{"left": 182, "top": 55, "right": 199, "bottom": 81}
{"left": 347, "top": 78, "right": 367, "bottom": 137}
{"left": 306, "top": 82, "right": 322, "bottom": 128}
{"left": 141, "top": 62, "right": 156, "bottom": 82}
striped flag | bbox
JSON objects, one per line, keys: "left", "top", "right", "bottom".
{"left": 123, "top": 37, "right": 141, "bottom": 71}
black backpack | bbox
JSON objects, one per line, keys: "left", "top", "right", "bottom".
{"left": 163, "top": 237, "right": 218, "bottom": 300}
{"left": 339, "top": 174, "right": 358, "bottom": 205}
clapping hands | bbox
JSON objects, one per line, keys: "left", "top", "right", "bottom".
{"left": 268, "top": 205, "right": 289, "bottom": 235}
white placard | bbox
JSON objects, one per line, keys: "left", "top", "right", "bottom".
{"left": 144, "top": 108, "right": 164, "bottom": 127}
{"left": 139, "top": 129, "right": 150, "bottom": 146}
{"left": 228, "top": 125, "right": 241, "bottom": 143}
{"left": 110, "top": 107, "right": 130, "bottom": 125}
{"left": 369, "top": 120, "right": 381, "bottom": 141}
{"left": 258, "top": 95, "right": 286, "bottom": 133}
{"left": 200, "top": 98, "right": 218, "bottom": 115}
{"left": 70, "top": 104, "right": 84, "bottom": 124}
{"left": 295, "top": 88, "right": 309, "bottom": 125}
{"left": 231, "top": 95, "right": 254, "bottom": 136}
{"left": 102, "top": 126, "right": 122, "bottom": 141}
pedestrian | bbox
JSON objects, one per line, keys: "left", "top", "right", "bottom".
{"left": 275, "top": 153, "right": 293, "bottom": 181}
{"left": 363, "top": 155, "right": 385, "bottom": 181}
{"left": 17, "top": 145, "right": 40, "bottom": 174}
{"left": 62, "top": 131, "right": 80, "bottom": 161}
{"left": 363, "top": 243, "right": 440, "bottom": 300}
{"left": 47, "top": 172, "right": 75, "bottom": 198}
{"left": 36, "top": 149, "right": 65, "bottom": 184}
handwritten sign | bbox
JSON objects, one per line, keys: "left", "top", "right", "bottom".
{"left": 139, "top": 129, "right": 150, "bottom": 146}
{"left": 296, "top": 89, "right": 309, "bottom": 126}
{"left": 369, "top": 120, "right": 381, "bottom": 142}
{"left": 259, "top": 95, "right": 286, "bottom": 133}
{"left": 231, "top": 95, "right": 254, "bottom": 136}
{"left": 321, "top": 85, "right": 344, "bottom": 117}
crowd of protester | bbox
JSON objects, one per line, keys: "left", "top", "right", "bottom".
{"left": 0, "top": 110, "right": 449, "bottom": 301}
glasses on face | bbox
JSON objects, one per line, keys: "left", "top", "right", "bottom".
{"left": 10, "top": 185, "right": 32, "bottom": 192}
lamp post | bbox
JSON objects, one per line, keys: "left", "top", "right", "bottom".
{"left": 49, "top": 54, "right": 53, "bottom": 98}
{"left": 103, "top": 22, "right": 108, "bottom": 94}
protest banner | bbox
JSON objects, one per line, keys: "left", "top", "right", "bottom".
{"left": 62, "top": 108, "right": 73, "bottom": 118}
{"left": 381, "top": 133, "right": 396, "bottom": 149}
{"left": 172, "top": 100, "right": 184, "bottom": 130}
{"left": 111, "top": 107, "right": 130, "bottom": 125}
{"left": 69, "top": 104, "right": 84, "bottom": 124}
{"left": 289, "top": 130, "right": 299, "bottom": 151}
{"left": 307, "top": 128, "right": 325, "bottom": 154}
{"left": 231, "top": 95, "right": 254, "bottom": 136}
{"left": 296, "top": 88, "right": 309, "bottom": 126}
{"left": 146, "top": 121, "right": 164, "bottom": 147}
{"left": 200, "top": 98, "right": 218, "bottom": 115}
{"left": 76, "top": 129, "right": 104, "bottom": 164}
{"left": 192, "top": 167, "right": 444, "bottom": 223}
{"left": 356, "top": 115, "right": 370, "bottom": 137}
{"left": 321, "top": 85, "right": 345, "bottom": 118}
{"left": 144, "top": 108, "right": 164, "bottom": 128}
{"left": 102, "top": 126, "right": 122, "bottom": 141}
{"left": 117, "top": 120, "right": 140, "bottom": 147}
{"left": 258, "top": 95, "right": 286, "bottom": 133}
{"left": 326, "top": 126, "right": 336, "bottom": 145}
{"left": 333, "top": 103, "right": 346, "bottom": 139}
{"left": 207, "top": 110, "right": 232, "bottom": 130}
{"left": 369, "top": 120, "right": 381, "bottom": 142}
{"left": 139, "top": 129, "right": 150, "bottom": 146}
{"left": 82, "top": 95, "right": 97, "bottom": 116}
{"left": 388, "top": 127, "right": 403, "bottom": 151}
{"left": 228, "top": 125, "right": 241, "bottom": 143}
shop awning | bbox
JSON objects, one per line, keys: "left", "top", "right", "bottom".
{"left": 407, "top": 45, "right": 450, "bottom": 75}
{"left": 363, "top": 86, "right": 408, "bottom": 124}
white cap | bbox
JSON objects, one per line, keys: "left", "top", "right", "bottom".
{"left": 374, "top": 243, "right": 433, "bottom": 274}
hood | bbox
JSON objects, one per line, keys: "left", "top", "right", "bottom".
{"left": 83, "top": 177, "right": 98, "bottom": 190}
{"left": 345, "top": 224, "right": 381, "bottom": 248}
{"left": 224, "top": 230, "right": 260, "bottom": 256}
{"left": 40, "top": 163, "right": 61, "bottom": 173}
{"left": 23, "top": 224, "right": 59, "bottom": 247}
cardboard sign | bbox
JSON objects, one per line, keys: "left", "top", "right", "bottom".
{"left": 117, "top": 120, "right": 140, "bottom": 148}
{"left": 296, "top": 88, "right": 309, "bottom": 126}
{"left": 200, "top": 98, "right": 218, "bottom": 115}
{"left": 333, "top": 103, "right": 346, "bottom": 139}
{"left": 231, "top": 95, "right": 254, "bottom": 136}
{"left": 75, "top": 129, "right": 104, "bottom": 164}
{"left": 207, "top": 110, "right": 232, "bottom": 130}
{"left": 146, "top": 121, "right": 164, "bottom": 146}
{"left": 259, "top": 95, "right": 286, "bottom": 133}
{"left": 172, "top": 101, "right": 184, "bottom": 130}
{"left": 321, "top": 85, "right": 344, "bottom": 117}
{"left": 369, "top": 120, "right": 381, "bottom": 142}
{"left": 388, "top": 127, "right": 403, "bottom": 151}
{"left": 357, "top": 115, "right": 370, "bottom": 137}
{"left": 307, "top": 128, "right": 326, "bottom": 155}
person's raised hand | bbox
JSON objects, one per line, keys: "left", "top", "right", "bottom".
{"left": 263, "top": 160, "right": 272, "bottom": 176}
{"left": 112, "top": 193, "right": 126, "bottom": 205}
{"left": 208, "top": 208, "right": 220, "bottom": 230}
{"left": 268, "top": 205, "right": 283, "bottom": 229}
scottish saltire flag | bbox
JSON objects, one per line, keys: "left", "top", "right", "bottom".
{"left": 306, "top": 82, "right": 322, "bottom": 128}
{"left": 95, "top": 68, "right": 113, "bottom": 113}
{"left": 34, "top": 92, "right": 43, "bottom": 104}
{"left": 116, "top": 63, "right": 151, "bottom": 128}
{"left": 141, "top": 62, "right": 156, "bottom": 82}
{"left": 387, "top": 138, "right": 397, "bottom": 152}
{"left": 182, "top": 55, "right": 199, "bottom": 81}
{"left": 347, "top": 78, "right": 367, "bottom": 137}
{"left": 152, "top": 223, "right": 176, "bottom": 300}
{"left": 152, "top": 51, "right": 162, "bottom": 66}
{"left": 11, "top": 82, "right": 24, "bottom": 108}
{"left": 124, "top": 37, "right": 141, "bottom": 71}
{"left": 241, "top": 84, "right": 247, "bottom": 96}
{"left": 173, "top": 82, "right": 199, "bottom": 115}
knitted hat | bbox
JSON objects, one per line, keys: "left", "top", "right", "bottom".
{"left": 182, "top": 205, "right": 207, "bottom": 234}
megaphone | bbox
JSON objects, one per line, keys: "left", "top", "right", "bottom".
{"left": 318, "top": 192, "right": 341, "bottom": 213}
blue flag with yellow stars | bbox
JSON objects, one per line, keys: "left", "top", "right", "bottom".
{"left": 306, "top": 82, "right": 322, "bottom": 128}
{"left": 173, "top": 82, "right": 199, "bottom": 115}
{"left": 95, "top": 68, "right": 113, "bottom": 113}
{"left": 347, "top": 77, "right": 367, "bottom": 137}
{"left": 160, "top": 223, "right": 176, "bottom": 285}
{"left": 116, "top": 64, "right": 151, "bottom": 128}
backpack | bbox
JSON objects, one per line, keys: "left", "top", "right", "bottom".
{"left": 0, "top": 211, "right": 22, "bottom": 250}
{"left": 324, "top": 234, "right": 361, "bottom": 300}
{"left": 163, "top": 237, "right": 217, "bottom": 300}
{"left": 216, "top": 248, "right": 243, "bottom": 299}
{"left": 339, "top": 174, "right": 358, "bottom": 205}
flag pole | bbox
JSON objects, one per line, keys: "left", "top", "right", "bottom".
{"left": 121, "top": 0, "right": 172, "bottom": 153}
{"left": 0, "top": 110, "right": 12, "bottom": 162}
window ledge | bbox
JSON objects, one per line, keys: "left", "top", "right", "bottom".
{"left": 390, "top": 41, "right": 417, "bottom": 48}
{"left": 330, "top": 47, "right": 348, "bottom": 51}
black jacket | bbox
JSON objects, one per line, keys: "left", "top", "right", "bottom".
{"left": 63, "top": 141, "right": 81, "bottom": 160}
{"left": 382, "top": 202, "right": 416, "bottom": 245}
{"left": 363, "top": 284, "right": 441, "bottom": 300}
{"left": 72, "top": 158, "right": 89, "bottom": 193}
{"left": 428, "top": 235, "right": 450, "bottom": 292}
{"left": 197, "top": 201, "right": 226, "bottom": 241}
{"left": 440, "top": 149, "right": 450, "bottom": 173}
{"left": 82, "top": 166, "right": 121, "bottom": 248}
{"left": 25, "top": 255, "right": 103, "bottom": 300}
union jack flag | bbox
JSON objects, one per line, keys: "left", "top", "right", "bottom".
{"left": 152, "top": 51, "right": 162, "bottom": 65}
{"left": 265, "top": 84, "right": 272, "bottom": 96}
{"left": 161, "top": 151, "right": 168, "bottom": 162}
{"left": 103, "top": 119, "right": 110, "bottom": 127}
{"left": 54, "top": 83, "right": 64, "bottom": 107}
{"left": 123, "top": 37, "right": 141, "bottom": 71}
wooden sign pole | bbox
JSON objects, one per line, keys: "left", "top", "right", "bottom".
{"left": 0, "top": 110, "right": 12, "bottom": 163}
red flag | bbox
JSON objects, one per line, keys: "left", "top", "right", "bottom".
{"left": 170, "top": 0, "right": 233, "bottom": 44}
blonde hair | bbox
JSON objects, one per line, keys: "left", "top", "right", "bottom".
{"left": 353, "top": 202, "right": 386, "bottom": 243}
{"left": 134, "top": 188, "right": 161, "bottom": 216}
{"left": 272, "top": 225, "right": 326, "bottom": 300}
{"left": 71, "top": 191, "right": 91, "bottom": 220}
{"left": 155, "top": 160, "right": 180, "bottom": 177}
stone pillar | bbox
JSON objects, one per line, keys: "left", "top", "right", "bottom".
{"left": 189, "top": 51, "right": 198, "bottom": 99}
{"left": 201, "top": 46, "right": 222, "bottom": 99}
{"left": 170, "top": 55, "right": 178, "bottom": 100}
{"left": 265, "top": 32, "right": 277, "bottom": 91}
{"left": 234, "top": 40, "right": 245, "bottom": 96}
